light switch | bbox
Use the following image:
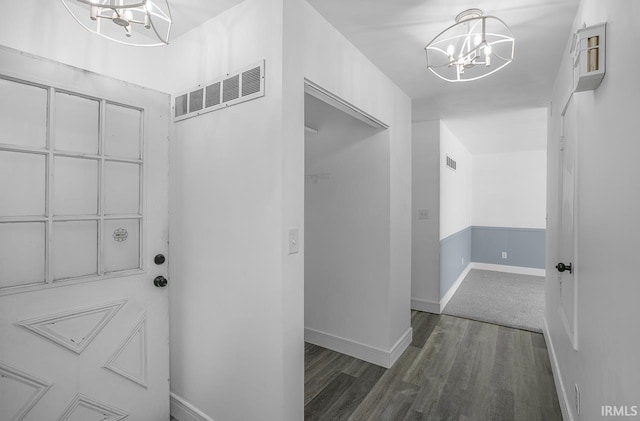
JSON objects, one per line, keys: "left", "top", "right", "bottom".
{"left": 288, "top": 227, "right": 299, "bottom": 255}
{"left": 418, "top": 209, "right": 429, "bottom": 220}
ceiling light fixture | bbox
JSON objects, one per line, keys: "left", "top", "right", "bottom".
{"left": 59, "top": 0, "right": 172, "bottom": 47}
{"left": 425, "top": 9, "right": 514, "bottom": 82}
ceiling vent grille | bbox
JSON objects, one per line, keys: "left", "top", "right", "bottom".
{"left": 173, "top": 60, "right": 265, "bottom": 122}
{"left": 446, "top": 154, "right": 457, "bottom": 171}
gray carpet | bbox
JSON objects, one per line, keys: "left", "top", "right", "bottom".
{"left": 442, "top": 269, "right": 544, "bottom": 333}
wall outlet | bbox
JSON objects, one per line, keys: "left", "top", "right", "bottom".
{"left": 501, "top": 251, "right": 508, "bottom": 259}
{"left": 461, "top": 257, "right": 464, "bottom": 266}
{"left": 575, "top": 384, "right": 580, "bottom": 415}
{"left": 418, "top": 209, "right": 429, "bottom": 220}
{"left": 288, "top": 227, "right": 299, "bottom": 255}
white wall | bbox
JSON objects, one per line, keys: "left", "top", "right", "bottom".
{"left": 304, "top": 94, "right": 391, "bottom": 352}
{"left": 298, "top": 0, "right": 413, "bottom": 356}
{"left": 546, "top": 1, "right": 640, "bottom": 419}
{"left": 167, "top": 1, "right": 294, "bottom": 420}
{"left": 411, "top": 121, "right": 440, "bottom": 310}
{"left": 171, "top": 0, "right": 412, "bottom": 416}
{"left": 472, "top": 150, "right": 547, "bottom": 229}
{"left": 281, "top": 1, "right": 306, "bottom": 417}
{"left": 443, "top": 108, "right": 548, "bottom": 155}
{"left": 439, "top": 122, "right": 473, "bottom": 240}
{"left": 0, "top": 0, "right": 412, "bottom": 418}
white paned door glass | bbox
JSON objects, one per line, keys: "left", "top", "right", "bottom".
{"left": 104, "top": 161, "right": 141, "bottom": 215}
{"left": 54, "top": 91, "right": 99, "bottom": 154}
{"left": 0, "top": 78, "right": 47, "bottom": 148}
{"left": 0, "top": 151, "right": 46, "bottom": 217}
{"left": 52, "top": 220, "right": 99, "bottom": 280}
{"left": 0, "top": 222, "right": 46, "bottom": 288}
{"left": 0, "top": 48, "right": 170, "bottom": 420}
{"left": 105, "top": 103, "right": 142, "bottom": 159}
{"left": 53, "top": 157, "right": 99, "bottom": 216}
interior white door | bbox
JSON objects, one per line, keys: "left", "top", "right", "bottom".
{"left": 557, "top": 95, "right": 578, "bottom": 349}
{"left": 0, "top": 47, "right": 170, "bottom": 420}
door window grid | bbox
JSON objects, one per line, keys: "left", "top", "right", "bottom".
{"left": 0, "top": 76, "right": 144, "bottom": 291}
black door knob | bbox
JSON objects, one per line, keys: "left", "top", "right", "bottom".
{"left": 154, "top": 276, "right": 168, "bottom": 287}
{"left": 556, "top": 262, "right": 572, "bottom": 274}
{"left": 154, "top": 254, "right": 166, "bottom": 265}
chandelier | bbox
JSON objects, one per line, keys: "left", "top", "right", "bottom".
{"left": 425, "top": 9, "right": 514, "bottom": 82}
{"left": 59, "top": 0, "right": 172, "bottom": 46}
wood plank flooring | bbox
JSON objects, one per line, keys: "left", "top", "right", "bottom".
{"left": 304, "top": 311, "right": 562, "bottom": 421}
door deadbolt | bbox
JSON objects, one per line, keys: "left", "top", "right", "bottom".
{"left": 154, "top": 254, "right": 166, "bottom": 265}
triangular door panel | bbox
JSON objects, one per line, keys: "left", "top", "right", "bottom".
{"left": 15, "top": 300, "right": 127, "bottom": 354}
{"left": 0, "top": 362, "right": 52, "bottom": 421}
{"left": 103, "top": 313, "right": 147, "bottom": 387}
{"left": 56, "top": 393, "right": 128, "bottom": 421}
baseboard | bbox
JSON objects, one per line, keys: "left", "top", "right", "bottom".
{"left": 469, "top": 262, "right": 545, "bottom": 277}
{"left": 542, "top": 318, "right": 573, "bottom": 421}
{"left": 389, "top": 327, "right": 413, "bottom": 367}
{"left": 440, "top": 263, "right": 472, "bottom": 312}
{"left": 304, "top": 326, "right": 412, "bottom": 369}
{"left": 411, "top": 298, "right": 441, "bottom": 314}
{"left": 170, "top": 392, "right": 215, "bottom": 421}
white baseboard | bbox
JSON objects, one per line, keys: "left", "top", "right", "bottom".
{"left": 439, "top": 264, "right": 472, "bottom": 312}
{"left": 170, "top": 392, "right": 215, "bottom": 421}
{"left": 542, "top": 318, "right": 573, "bottom": 421}
{"left": 411, "top": 298, "right": 441, "bottom": 314}
{"left": 389, "top": 327, "right": 413, "bottom": 367}
{"left": 470, "top": 262, "right": 545, "bottom": 277}
{"left": 304, "top": 326, "right": 412, "bottom": 369}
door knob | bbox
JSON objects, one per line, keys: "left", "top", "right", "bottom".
{"left": 556, "top": 262, "right": 572, "bottom": 274}
{"left": 153, "top": 276, "right": 168, "bottom": 288}
{"left": 154, "top": 254, "right": 166, "bottom": 265}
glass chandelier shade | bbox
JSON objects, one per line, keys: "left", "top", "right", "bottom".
{"left": 425, "top": 9, "right": 514, "bottom": 82}
{"left": 59, "top": 0, "right": 172, "bottom": 47}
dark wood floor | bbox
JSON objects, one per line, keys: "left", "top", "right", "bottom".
{"left": 304, "top": 311, "right": 562, "bottom": 421}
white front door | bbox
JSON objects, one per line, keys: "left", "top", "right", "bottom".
{"left": 0, "top": 47, "right": 170, "bottom": 420}
{"left": 557, "top": 95, "right": 578, "bottom": 349}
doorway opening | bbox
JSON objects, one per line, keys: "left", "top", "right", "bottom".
{"left": 303, "top": 82, "right": 393, "bottom": 363}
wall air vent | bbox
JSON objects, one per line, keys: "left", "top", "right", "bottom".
{"left": 446, "top": 154, "right": 457, "bottom": 171}
{"left": 222, "top": 75, "right": 240, "bottom": 103}
{"left": 205, "top": 82, "right": 221, "bottom": 108}
{"left": 242, "top": 67, "right": 262, "bottom": 96}
{"left": 173, "top": 60, "right": 265, "bottom": 122}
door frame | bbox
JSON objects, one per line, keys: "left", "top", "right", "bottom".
{"left": 558, "top": 92, "right": 579, "bottom": 350}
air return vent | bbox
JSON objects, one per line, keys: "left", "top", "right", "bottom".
{"left": 173, "top": 60, "right": 265, "bottom": 122}
{"left": 205, "top": 82, "right": 221, "bottom": 108}
{"left": 242, "top": 67, "right": 261, "bottom": 96}
{"left": 223, "top": 75, "right": 240, "bottom": 103}
{"left": 446, "top": 154, "right": 457, "bottom": 171}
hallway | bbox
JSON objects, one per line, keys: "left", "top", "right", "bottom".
{"left": 304, "top": 311, "right": 562, "bottom": 420}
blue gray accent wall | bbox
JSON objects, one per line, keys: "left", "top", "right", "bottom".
{"left": 471, "top": 226, "right": 546, "bottom": 269}
{"left": 440, "top": 227, "right": 472, "bottom": 299}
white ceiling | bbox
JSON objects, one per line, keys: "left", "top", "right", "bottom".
{"left": 168, "top": 0, "right": 579, "bottom": 153}
{"left": 170, "top": 0, "right": 578, "bottom": 121}
{"left": 304, "top": 0, "right": 579, "bottom": 121}
{"left": 169, "top": 0, "right": 244, "bottom": 39}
